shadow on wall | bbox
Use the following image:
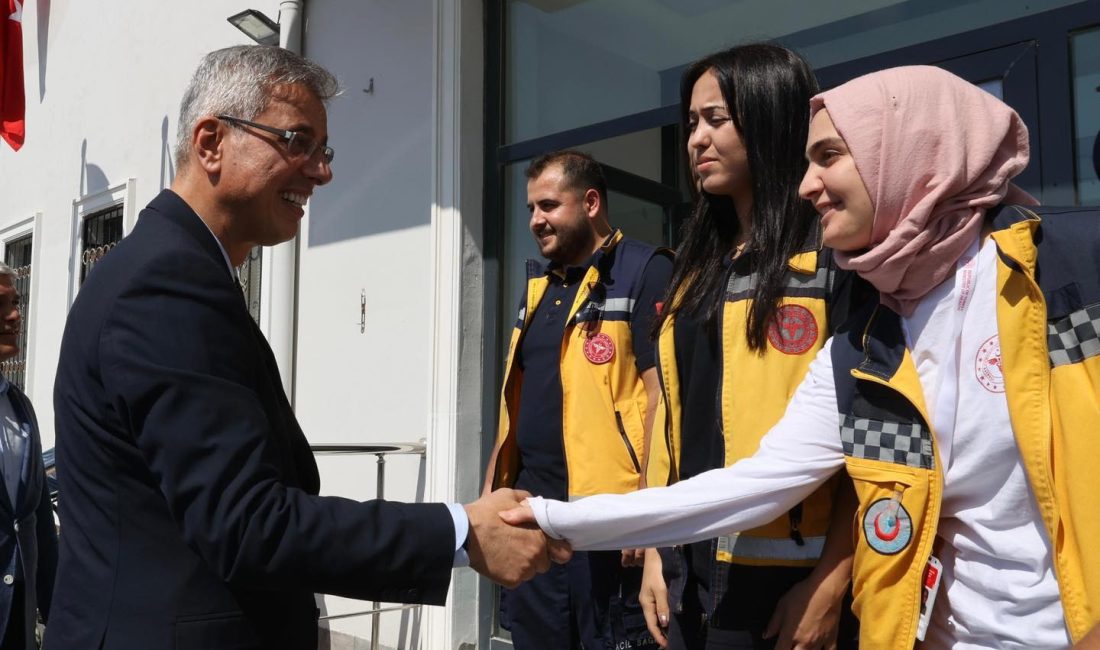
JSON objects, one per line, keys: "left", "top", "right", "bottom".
{"left": 36, "top": 0, "right": 49, "bottom": 101}
{"left": 306, "top": 109, "right": 433, "bottom": 247}
{"left": 160, "top": 116, "right": 175, "bottom": 191}
{"left": 79, "top": 139, "right": 110, "bottom": 196}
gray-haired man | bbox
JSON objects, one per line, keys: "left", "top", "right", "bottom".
{"left": 0, "top": 265, "right": 56, "bottom": 650}
{"left": 49, "top": 46, "right": 561, "bottom": 649}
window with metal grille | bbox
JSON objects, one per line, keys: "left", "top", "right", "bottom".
{"left": 237, "top": 246, "right": 263, "bottom": 324}
{"left": 1, "top": 235, "right": 31, "bottom": 390}
{"left": 81, "top": 204, "right": 124, "bottom": 285}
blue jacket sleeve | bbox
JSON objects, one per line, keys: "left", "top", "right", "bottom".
{"left": 34, "top": 476, "right": 56, "bottom": 621}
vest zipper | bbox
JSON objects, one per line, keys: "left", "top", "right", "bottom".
{"left": 714, "top": 261, "right": 737, "bottom": 457}
{"left": 615, "top": 411, "right": 642, "bottom": 473}
{"left": 788, "top": 502, "right": 806, "bottom": 546}
{"left": 654, "top": 332, "right": 677, "bottom": 483}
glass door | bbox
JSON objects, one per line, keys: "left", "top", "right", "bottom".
{"left": 1071, "top": 25, "right": 1100, "bottom": 205}
{"left": 813, "top": 1, "right": 1100, "bottom": 205}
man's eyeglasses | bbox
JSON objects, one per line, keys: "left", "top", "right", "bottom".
{"left": 216, "top": 114, "right": 335, "bottom": 165}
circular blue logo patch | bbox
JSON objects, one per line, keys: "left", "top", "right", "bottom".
{"left": 862, "top": 498, "right": 912, "bottom": 555}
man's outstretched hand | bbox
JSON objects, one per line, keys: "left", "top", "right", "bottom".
{"left": 464, "top": 489, "right": 571, "bottom": 588}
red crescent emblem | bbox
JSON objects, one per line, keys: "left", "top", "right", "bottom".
{"left": 767, "top": 305, "right": 819, "bottom": 355}
{"left": 874, "top": 512, "right": 901, "bottom": 541}
{"left": 583, "top": 333, "right": 615, "bottom": 364}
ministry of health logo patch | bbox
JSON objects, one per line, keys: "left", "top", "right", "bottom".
{"left": 767, "top": 305, "right": 819, "bottom": 355}
{"left": 583, "top": 332, "right": 615, "bottom": 364}
{"left": 975, "top": 334, "right": 1005, "bottom": 393}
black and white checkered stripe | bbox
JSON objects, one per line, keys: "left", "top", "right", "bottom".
{"left": 1048, "top": 303, "right": 1100, "bottom": 368}
{"left": 840, "top": 415, "right": 934, "bottom": 469}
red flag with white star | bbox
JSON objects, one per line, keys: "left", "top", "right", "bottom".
{"left": 0, "top": 0, "right": 24, "bottom": 151}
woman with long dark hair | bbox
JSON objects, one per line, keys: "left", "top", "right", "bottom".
{"left": 635, "top": 44, "right": 862, "bottom": 649}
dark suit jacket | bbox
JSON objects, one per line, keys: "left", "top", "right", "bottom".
{"left": 49, "top": 190, "right": 455, "bottom": 650}
{"left": 0, "top": 382, "right": 57, "bottom": 649}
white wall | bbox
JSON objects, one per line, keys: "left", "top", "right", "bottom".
{"left": 0, "top": 0, "right": 284, "bottom": 444}
{"left": 297, "top": 0, "right": 435, "bottom": 455}
{"left": 300, "top": 1, "right": 486, "bottom": 648}
{"left": 297, "top": 4, "right": 435, "bottom": 645}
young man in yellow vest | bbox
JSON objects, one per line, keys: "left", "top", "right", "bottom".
{"left": 484, "top": 150, "right": 672, "bottom": 649}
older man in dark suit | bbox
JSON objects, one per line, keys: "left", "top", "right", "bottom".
{"left": 49, "top": 45, "right": 559, "bottom": 650}
{"left": 0, "top": 266, "right": 56, "bottom": 650}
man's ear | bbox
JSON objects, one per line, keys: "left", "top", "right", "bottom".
{"left": 192, "top": 116, "right": 225, "bottom": 174}
{"left": 584, "top": 188, "right": 601, "bottom": 219}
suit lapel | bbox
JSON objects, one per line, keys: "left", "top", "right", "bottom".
{"left": 148, "top": 190, "right": 238, "bottom": 285}
{"left": 0, "top": 442, "right": 12, "bottom": 518}
{"left": 244, "top": 308, "right": 321, "bottom": 494}
{"left": 151, "top": 189, "right": 321, "bottom": 494}
{"left": 5, "top": 387, "right": 38, "bottom": 517}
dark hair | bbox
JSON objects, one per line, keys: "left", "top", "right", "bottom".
{"left": 525, "top": 149, "right": 609, "bottom": 208}
{"left": 659, "top": 43, "right": 820, "bottom": 350}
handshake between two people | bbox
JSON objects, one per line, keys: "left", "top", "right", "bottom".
{"left": 462, "top": 488, "right": 569, "bottom": 588}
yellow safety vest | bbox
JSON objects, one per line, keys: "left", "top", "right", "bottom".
{"left": 490, "top": 231, "right": 670, "bottom": 498}
{"left": 647, "top": 241, "right": 855, "bottom": 566}
{"left": 833, "top": 205, "right": 1100, "bottom": 648}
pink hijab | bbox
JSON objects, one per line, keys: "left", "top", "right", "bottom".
{"left": 810, "top": 66, "right": 1035, "bottom": 316}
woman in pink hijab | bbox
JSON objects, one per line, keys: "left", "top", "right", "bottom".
{"left": 505, "top": 66, "right": 1100, "bottom": 649}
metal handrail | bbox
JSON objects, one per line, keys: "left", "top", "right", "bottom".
{"left": 310, "top": 442, "right": 428, "bottom": 650}
{"left": 311, "top": 442, "right": 426, "bottom": 456}
{"left": 320, "top": 603, "right": 420, "bottom": 622}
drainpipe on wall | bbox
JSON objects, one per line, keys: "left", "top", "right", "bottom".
{"left": 266, "top": 0, "right": 304, "bottom": 401}
{"left": 279, "top": 1, "right": 302, "bottom": 53}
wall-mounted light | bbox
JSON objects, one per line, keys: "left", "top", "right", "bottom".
{"left": 227, "top": 9, "right": 280, "bottom": 46}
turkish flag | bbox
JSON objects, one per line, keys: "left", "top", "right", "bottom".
{"left": 0, "top": 0, "right": 24, "bottom": 151}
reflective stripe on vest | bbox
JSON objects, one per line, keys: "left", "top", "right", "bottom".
{"left": 716, "top": 533, "right": 826, "bottom": 563}
{"left": 575, "top": 296, "right": 636, "bottom": 323}
{"left": 726, "top": 264, "right": 833, "bottom": 300}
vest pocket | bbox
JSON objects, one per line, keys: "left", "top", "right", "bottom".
{"left": 843, "top": 460, "right": 922, "bottom": 628}
{"left": 845, "top": 460, "right": 916, "bottom": 555}
{"left": 844, "top": 459, "right": 916, "bottom": 488}
{"left": 615, "top": 410, "right": 642, "bottom": 473}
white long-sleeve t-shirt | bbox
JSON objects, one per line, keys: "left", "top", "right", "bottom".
{"left": 528, "top": 240, "right": 1068, "bottom": 648}
{"left": 530, "top": 337, "right": 844, "bottom": 549}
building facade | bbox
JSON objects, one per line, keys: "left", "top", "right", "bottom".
{"left": 0, "top": 0, "right": 1097, "bottom": 648}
